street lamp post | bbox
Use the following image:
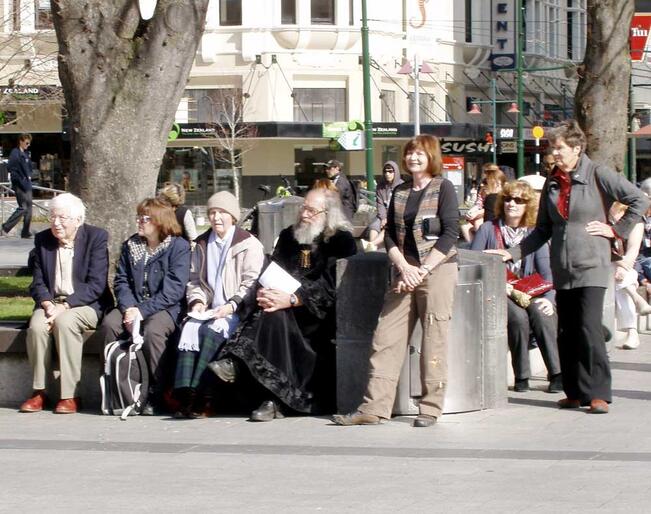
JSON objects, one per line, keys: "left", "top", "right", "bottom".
{"left": 397, "top": 56, "right": 434, "bottom": 136}
{"left": 361, "top": 0, "right": 375, "bottom": 192}
{"left": 516, "top": 0, "right": 525, "bottom": 178}
{"left": 467, "top": 78, "right": 519, "bottom": 164}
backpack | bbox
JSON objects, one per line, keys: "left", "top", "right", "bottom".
{"left": 99, "top": 318, "right": 149, "bottom": 420}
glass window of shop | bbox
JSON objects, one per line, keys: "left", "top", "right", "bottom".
{"left": 293, "top": 88, "right": 346, "bottom": 122}
{"left": 281, "top": 0, "right": 296, "bottom": 24}
{"left": 311, "top": 0, "right": 334, "bottom": 24}
{"left": 220, "top": 0, "right": 242, "bottom": 26}
{"left": 158, "top": 147, "right": 241, "bottom": 207}
{"left": 380, "top": 90, "right": 396, "bottom": 122}
{"left": 177, "top": 88, "right": 242, "bottom": 123}
{"left": 294, "top": 146, "right": 346, "bottom": 188}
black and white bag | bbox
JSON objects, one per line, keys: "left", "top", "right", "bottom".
{"left": 99, "top": 318, "right": 149, "bottom": 420}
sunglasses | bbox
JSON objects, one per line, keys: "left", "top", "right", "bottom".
{"left": 136, "top": 215, "right": 152, "bottom": 224}
{"left": 503, "top": 196, "right": 527, "bottom": 205}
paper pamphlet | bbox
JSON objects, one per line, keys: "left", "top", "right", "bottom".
{"left": 258, "top": 261, "right": 301, "bottom": 294}
{"left": 187, "top": 309, "right": 216, "bottom": 321}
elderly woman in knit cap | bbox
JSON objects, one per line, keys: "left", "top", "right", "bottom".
{"left": 172, "top": 191, "right": 264, "bottom": 418}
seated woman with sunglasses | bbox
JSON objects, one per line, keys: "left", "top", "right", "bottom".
{"left": 471, "top": 181, "right": 562, "bottom": 393}
{"left": 95, "top": 198, "right": 190, "bottom": 415}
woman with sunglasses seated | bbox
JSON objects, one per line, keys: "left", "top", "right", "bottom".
{"left": 471, "top": 180, "right": 562, "bottom": 393}
{"left": 95, "top": 198, "right": 190, "bottom": 415}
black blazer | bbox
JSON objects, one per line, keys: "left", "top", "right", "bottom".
{"left": 29, "top": 224, "right": 114, "bottom": 318}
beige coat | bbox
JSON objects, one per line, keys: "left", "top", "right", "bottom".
{"left": 186, "top": 227, "right": 264, "bottom": 309}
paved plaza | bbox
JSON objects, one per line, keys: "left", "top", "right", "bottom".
{"left": 1, "top": 338, "right": 651, "bottom": 513}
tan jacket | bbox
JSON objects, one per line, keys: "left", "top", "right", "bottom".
{"left": 186, "top": 227, "right": 264, "bottom": 309}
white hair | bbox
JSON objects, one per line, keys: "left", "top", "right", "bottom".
{"left": 295, "top": 189, "right": 352, "bottom": 243}
{"left": 49, "top": 193, "right": 86, "bottom": 224}
{"left": 641, "top": 178, "right": 651, "bottom": 197}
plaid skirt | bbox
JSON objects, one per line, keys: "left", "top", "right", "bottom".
{"left": 174, "top": 321, "right": 228, "bottom": 390}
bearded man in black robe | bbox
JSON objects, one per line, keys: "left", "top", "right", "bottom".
{"left": 209, "top": 188, "right": 357, "bottom": 421}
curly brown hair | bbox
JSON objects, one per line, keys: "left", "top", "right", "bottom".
{"left": 494, "top": 181, "right": 538, "bottom": 227}
{"left": 137, "top": 198, "right": 182, "bottom": 241}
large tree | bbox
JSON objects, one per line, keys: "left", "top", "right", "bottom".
{"left": 51, "top": 0, "right": 209, "bottom": 257}
{"left": 574, "top": 0, "right": 634, "bottom": 173}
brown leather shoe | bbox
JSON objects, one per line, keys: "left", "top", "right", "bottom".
{"left": 54, "top": 398, "right": 81, "bottom": 414}
{"left": 19, "top": 390, "right": 47, "bottom": 413}
{"left": 332, "top": 411, "right": 382, "bottom": 425}
{"left": 557, "top": 397, "right": 581, "bottom": 409}
{"left": 588, "top": 399, "right": 609, "bottom": 414}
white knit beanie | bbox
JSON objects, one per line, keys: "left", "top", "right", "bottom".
{"left": 206, "top": 191, "right": 240, "bottom": 222}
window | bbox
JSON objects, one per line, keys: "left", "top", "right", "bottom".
{"left": 380, "top": 90, "right": 396, "bottom": 122}
{"left": 465, "top": 0, "right": 472, "bottom": 42}
{"left": 409, "top": 93, "right": 437, "bottom": 124}
{"left": 349, "top": 0, "right": 355, "bottom": 25}
{"left": 177, "top": 89, "right": 243, "bottom": 123}
{"left": 292, "top": 88, "right": 346, "bottom": 122}
{"left": 567, "top": 0, "right": 586, "bottom": 61}
{"left": 35, "top": 0, "right": 52, "bottom": 29}
{"left": 281, "top": 0, "right": 296, "bottom": 24}
{"left": 311, "top": 0, "right": 335, "bottom": 25}
{"left": 219, "top": 0, "right": 242, "bottom": 26}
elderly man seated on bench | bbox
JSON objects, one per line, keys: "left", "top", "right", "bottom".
{"left": 20, "top": 193, "right": 113, "bottom": 414}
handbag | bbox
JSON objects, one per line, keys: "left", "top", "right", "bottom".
{"left": 506, "top": 270, "right": 554, "bottom": 297}
{"left": 595, "top": 176, "right": 624, "bottom": 262}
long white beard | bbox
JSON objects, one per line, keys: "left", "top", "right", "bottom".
{"left": 294, "top": 219, "right": 326, "bottom": 245}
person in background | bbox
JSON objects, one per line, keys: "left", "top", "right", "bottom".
{"left": 635, "top": 178, "right": 651, "bottom": 295}
{"left": 461, "top": 163, "right": 506, "bottom": 242}
{"left": 312, "top": 178, "right": 339, "bottom": 192}
{"left": 608, "top": 202, "right": 650, "bottom": 350}
{"left": 486, "top": 119, "right": 649, "bottom": 415}
{"left": 2, "top": 133, "right": 33, "bottom": 238}
{"left": 95, "top": 198, "right": 190, "bottom": 415}
{"left": 172, "top": 192, "right": 263, "bottom": 418}
{"left": 363, "top": 161, "right": 403, "bottom": 251}
{"left": 20, "top": 193, "right": 113, "bottom": 414}
{"left": 158, "top": 182, "right": 198, "bottom": 242}
{"left": 324, "top": 159, "right": 356, "bottom": 222}
{"left": 471, "top": 181, "right": 562, "bottom": 393}
{"left": 333, "top": 134, "right": 459, "bottom": 428}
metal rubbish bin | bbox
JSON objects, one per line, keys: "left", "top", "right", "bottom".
{"left": 335, "top": 249, "right": 508, "bottom": 415}
{"left": 256, "top": 195, "right": 304, "bottom": 254}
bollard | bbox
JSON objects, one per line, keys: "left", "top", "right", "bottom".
{"left": 256, "top": 195, "right": 304, "bottom": 254}
{"left": 335, "top": 249, "right": 508, "bottom": 415}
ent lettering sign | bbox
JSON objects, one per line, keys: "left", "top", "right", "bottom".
{"left": 490, "top": 1, "right": 515, "bottom": 71}
{"left": 630, "top": 13, "right": 651, "bottom": 62}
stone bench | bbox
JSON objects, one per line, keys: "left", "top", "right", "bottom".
{"left": 0, "top": 324, "right": 102, "bottom": 408}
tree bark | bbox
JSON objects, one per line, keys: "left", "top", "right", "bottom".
{"left": 51, "top": 0, "right": 209, "bottom": 259}
{"left": 575, "top": 0, "right": 634, "bottom": 173}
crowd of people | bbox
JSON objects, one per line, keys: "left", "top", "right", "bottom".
{"left": 14, "top": 119, "right": 651, "bottom": 424}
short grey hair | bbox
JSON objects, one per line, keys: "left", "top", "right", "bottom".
{"left": 641, "top": 178, "right": 651, "bottom": 197}
{"left": 49, "top": 193, "right": 86, "bottom": 224}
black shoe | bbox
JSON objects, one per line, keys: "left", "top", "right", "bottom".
{"left": 20, "top": 233, "right": 33, "bottom": 239}
{"left": 547, "top": 374, "right": 563, "bottom": 393}
{"left": 250, "top": 400, "right": 284, "bottom": 422}
{"left": 514, "top": 379, "right": 530, "bottom": 392}
{"left": 207, "top": 358, "right": 238, "bottom": 383}
{"left": 413, "top": 414, "right": 437, "bottom": 427}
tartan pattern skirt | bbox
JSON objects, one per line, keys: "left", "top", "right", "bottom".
{"left": 174, "top": 321, "right": 228, "bottom": 390}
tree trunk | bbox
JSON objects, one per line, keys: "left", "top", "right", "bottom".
{"left": 52, "top": 0, "right": 209, "bottom": 259}
{"left": 574, "top": 0, "right": 634, "bottom": 173}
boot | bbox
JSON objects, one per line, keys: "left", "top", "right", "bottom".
{"left": 624, "top": 285, "right": 651, "bottom": 315}
{"left": 621, "top": 328, "right": 641, "bottom": 350}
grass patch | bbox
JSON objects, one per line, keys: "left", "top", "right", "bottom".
{"left": 0, "top": 296, "right": 33, "bottom": 321}
{"left": 0, "top": 276, "right": 31, "bottom": 296}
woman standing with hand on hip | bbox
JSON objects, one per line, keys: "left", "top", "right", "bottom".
{"left": 333, "top": 134, "right": 459, "bottom": 428}
{"left": 487, "top": 120, "right": 649, "bottom": 414}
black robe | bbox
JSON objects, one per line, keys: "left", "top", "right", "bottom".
{"left": 219, "top": 227, "right": 357, "bottom": 414}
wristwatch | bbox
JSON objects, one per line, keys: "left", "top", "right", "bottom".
{"left": 420, "top": 263, "right": 433, "bottom": 273}
{"left": 289, "top": 293, "right": 298, "bottom": 306}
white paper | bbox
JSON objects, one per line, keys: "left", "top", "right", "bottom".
{"left": 187, "top": 309, "right": 216, "bottom": 321}
{"left": 258, "top": 261, "right": 301, "bottom": 294}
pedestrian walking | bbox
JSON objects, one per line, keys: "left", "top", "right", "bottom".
{"left": 2, "top": 133, "right": 33, "bottom": 238}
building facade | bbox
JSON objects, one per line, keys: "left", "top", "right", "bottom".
{"left": 0, "top": 0, "right": 586, "bottom": 205}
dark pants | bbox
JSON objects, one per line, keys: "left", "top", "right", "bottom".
{"left": 2, "top": 186, "right": 32, "bottom": 236}
{"left": 555, "top": 287, "right": 611, "bottom": 404}
{"left": 96, "top": 308, "right": 176, "bottom": 391}
{"left": 507, "top": 298, "right": 560, "bottom": 380}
